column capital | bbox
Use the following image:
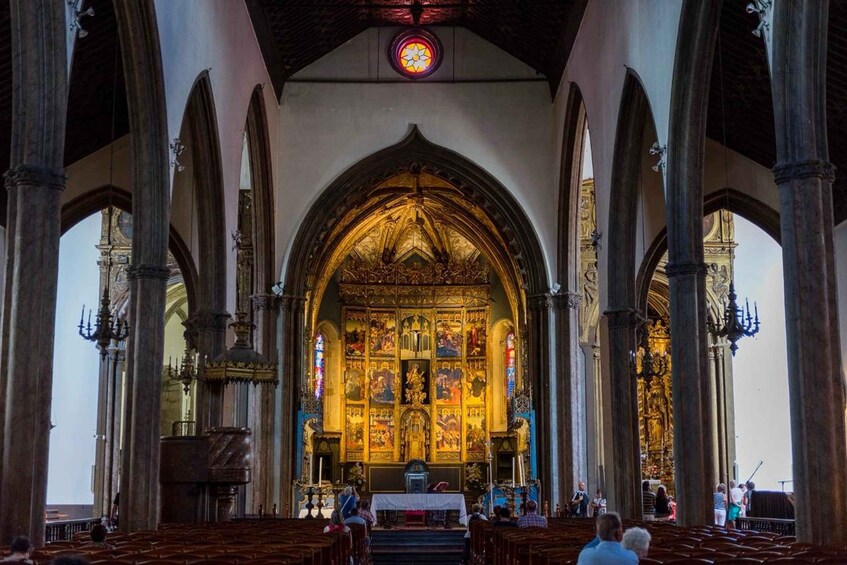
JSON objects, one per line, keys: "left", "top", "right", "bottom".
{"left": 527, "top": 292, "right": 553, "bottom": 311}
{"left": 604, "top": 307, "right": 640, "bottom": 329}
{"left": 127, "top": 264, "right": 170, "bottom": 281}
{"left": 4, "top": 164, "right": 65, "bottom": 191}
{"left": 251, "top": 294, "right": 278, "bottom": 312}
{"left": 665, "top": 261, "right": 708, "bottom": 278}
{"left": 773, "top": 159, "right": 836, "bottom": 184}
{"left": 187, "top": 309, "right": 231, "bottom": 331}
{"left": 551, "top": 292, "right": 581, "bottom": 310}
{"left": 280, "top": 294, "right": 307, "bottom": 313}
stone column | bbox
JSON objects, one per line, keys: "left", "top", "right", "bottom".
{"left": 249, "top": 293, "right": 278, "bottom": 514}
{"left": 279, "top": 294, "right": 306, "bottom": 515}
{"left": 526, "top": 294, "right": 552, "bottom": 501}
{"left": 93, "top": 356, "right": 111, "bottom": 518}
{"left": 550, "top": 292, "right": 584, "bottom": 507}
{"left": 601, "top": 308, "right": 641, "bottom": 519}
{"left": 665, "top": 262, "right": 714, "bottom": 526}
{"left": 771, "top": 0, "right": 847, "bottom": 546}
{"left": 0, "top": 0, "right": 67, "bottom": 547}
{"left": 188, "top": 309, "right": 229, "bottom": 430}
{"left": 104, "top": 346, "right": 125, "bottom": 518}
{"left": 114, "top": 0, "right": 171, "bottom": 533}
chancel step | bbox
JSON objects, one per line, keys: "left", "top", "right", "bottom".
{"left": 371, "top": 528, "right": 466, "bottom": 564}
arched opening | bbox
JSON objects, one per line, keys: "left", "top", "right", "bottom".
{"left": 283, "top": 127, "right": 549, "bottom": 513}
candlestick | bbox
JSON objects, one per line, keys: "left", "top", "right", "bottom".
{"left": 310, "top": 453, "right": 314, "bottom": 484}
{"left": 318, "top": 456, "right": 323, "bottom": 485}
{"left": 512, "top": 457, "right": 515, "bottom": 485}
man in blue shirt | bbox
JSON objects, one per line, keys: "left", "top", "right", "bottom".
{"left": 577, "top": 512, "right": 638, "bottom": 564}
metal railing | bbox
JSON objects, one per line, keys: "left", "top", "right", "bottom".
{"left": 737, "top": 516, "right": 795, "bottom": 536}
{"left": 45, "top": 518, "right": 101, "bottom": 542}
{"left": 172, "top": 420, "right": 196, "bottom": 436}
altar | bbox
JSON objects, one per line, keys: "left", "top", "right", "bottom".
{"left": 370, "top": 493, "right": 468, "bottom": 525}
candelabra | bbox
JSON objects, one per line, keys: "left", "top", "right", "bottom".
{"left": 708, "top": 281, "right": 760, "bottom": 356}
{"left": 79, "top": 287, "right": 129, "bottom": 358}
{"left": 167, "top": 345, "right": 198, "bottom": 395}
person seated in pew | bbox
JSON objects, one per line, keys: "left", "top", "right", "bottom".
{"left": 357, "top": 500, "right": 376, "bottom": 528}
{"left": 81, "top": 524, "right": 115, "bottom": 550}
{"left": 516, "top": 500, "right": 548, "bottom": 528}
{"left": 492, "top": 506, "right": 517, "bottom": 527}
{"left": 576, "top": 513, "right": 638, "bottom": 565}
{"left": 344, "top": 507, "right": 368, "bottom": 527}
{"left": 0, "top": 536, "right": 33, "bottom": 564}
{"left": 621, "top": 527, "right": 652, "bottom": 559}
{"left": 324, "top": 509, "right": 351, "bottom": 534}
{"left": 464, "top": 503, "right": 488, "bottom": 565}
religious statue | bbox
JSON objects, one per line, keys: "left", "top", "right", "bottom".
{"left": 405, "top": 362, "right": 427, "bottom": 405}
{"left": 403, "top": 411, "right": 427, "bottom": 461}
{"left": 646, "top": 384, "right": 667, "bottom": 451}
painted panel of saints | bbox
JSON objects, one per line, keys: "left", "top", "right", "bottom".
{"left": 369, "top": 361, "right": 396, "bottom": 404}
{"left": 465, "top": 359, "right": 486, "bottom": 404}
{"left": 369, "top": 311, "right": 396, "bottom": 357}
{"left": 435, "top": 362, "right": 462, "bottom": 404}
{"left": 465, "top": 310, "right": 487, "bottom": 358}
{"left": 344, "top": 310, "right": 367, "bottom": 357}
{"left": 345, "top": 406, "right": 365, "bottom": 451}
{"left": 466, "top": 406, "right": 487, "bottom": 459}
{"left": 369, "top": 409, "right": 395, "bottom": 452}
{"left": 436, "top": 315, "right": 462, "bottom": 357}
{"left": 435, "top": 408, "right": 462, "bottom": 451}
{"left": 345, "top": 359, "right": 365, "bottom": 402}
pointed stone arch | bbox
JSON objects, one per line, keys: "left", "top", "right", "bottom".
{"left": 281, "top": 126, "right": 551, "bottom": 507}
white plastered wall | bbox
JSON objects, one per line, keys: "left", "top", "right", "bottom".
{"left": 277, "top": 27, "right": 556, "bottom": 285}
{"left": 154, "top": 0, "right": 278, "bottom": 314}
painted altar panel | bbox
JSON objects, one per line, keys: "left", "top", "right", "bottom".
{"left": 345, "top": 406, "right": 365, "bottom": 459}
{"left": 369, "top": 311, "right": 397, "bottom": 357}
{"left": 465, "top": 309, "right": 487, "bottom": 358}
{"left": 435, "top": 361, "right": 462, "bottom": 404}
{"left": 369, "top": 408, "right": 396, "bottom": 459}
{"left": 465, "top": 406, "right": 487, "bottom": 461}
{"left": 344, "top": 309, "right": 367, "bottom": 357}
{"left": 465, "top": 359, "right": 486, "bottom": 405}
{"left": 369, "top": 360, "right": 397, "bottom": 404}
{"left": 345, "top": 359, "right": 366, "bottom": 402}
{"left": 400, "top": 312, "right": 432, "bottom": 359}
{"left": 436, "top": 312, "right": 463, "bottom": 357}
{"left": 435, "top": 407, "right": 462, "bottom": 461}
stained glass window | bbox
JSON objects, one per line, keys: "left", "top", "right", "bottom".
{"left": 389, "top": 30, "right": 442, "bottom": 79}
{"left": 314, "top": 333, "right": 326, "bottom": 399}
{"left": 505, "top": 330, "right": 516, "bottom": 399}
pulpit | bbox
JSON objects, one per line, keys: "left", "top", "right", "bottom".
{"left": 404, "top": 459, "right": 429, "bottom": 494}
{"left": 160, "top": 427, "right": 252, "bottom": 523}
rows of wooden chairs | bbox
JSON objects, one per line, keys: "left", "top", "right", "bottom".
{"left": 469, "top": 517, "right": 847, "bottom": 564}
{"left": 30, "top": 519, "right": 369, "bottom": 565}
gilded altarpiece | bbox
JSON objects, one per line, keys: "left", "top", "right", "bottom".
{"left": 339, "top": 305, "right": 490, "bottom": 465}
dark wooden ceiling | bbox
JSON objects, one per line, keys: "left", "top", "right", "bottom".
{"left": 3, "top": 1, "right": 847, "bottom": 224}
{"left": 246, "top": 0, "right": 588, "bottom": 97}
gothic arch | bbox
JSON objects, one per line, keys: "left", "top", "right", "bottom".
{"left": 60, "top": 184, "right": 199, "bottom": 315}
{"left": 281, "top": 125, "right": 551, "bottom": 505}
{"left": 604, "top": 70, "right": 660, "bottom": 519}
{"left": 635, "top": 188, "right": 781, "bottom": 316}
{"left": 180, "top": 73, "right": 227, "bottom": 324}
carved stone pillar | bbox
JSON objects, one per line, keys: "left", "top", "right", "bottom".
{"left": 94, "top": 346, "right": 125, "bottom": 518}
{"left": 601, "top": 308, "right": 641, "bottom": 519}
{"left": 709, "top": 343, "right": 734, "bottom": 485}
{"left": 666, "top": 261, "right": 714, "bottom": 527}
{"left": 187, "top": 309, "right": 229, "bottom": 430}
{"left": 526, "top": 293, "right": 552, "bottom": 501}
{"left": 550, "top": 292, "right": 584, "bottom": 507}
{"left": 0, "top": 0, "right": 67, "bottom": 547}
{"left": 771, "top": 0, "right": 847, "bottom": 545}
{"left": 248, "top": 293, "right": 278, "bottom": 513}
{"left": 114, "top": 0, "right": 171, "bottom": 533}
{"left": 279, "top": 294, "right": 306, "bottom": 515}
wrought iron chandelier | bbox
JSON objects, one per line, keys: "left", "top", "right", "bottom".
{"left": 168, "top": 345, "right": 198, "bottom": 395}
{"left": 708, "top": 282, "right": 760, "bottom": 356}
{"left": 630, "top": 325, "right": 669, "bottom": 384}
{"left": 79, "top": 45, "right": 129, "bottom": 358}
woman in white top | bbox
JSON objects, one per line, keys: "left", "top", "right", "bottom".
{"left": 590, "top": 489, "right": 607, "bottom": 517}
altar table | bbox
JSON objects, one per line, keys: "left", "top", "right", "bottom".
{"left": 370, "top": 493, "right": 468, "bottom": 525}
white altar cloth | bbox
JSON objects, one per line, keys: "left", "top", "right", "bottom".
{"left": 370, "top": 493, "right": 468, "bottom": 525}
